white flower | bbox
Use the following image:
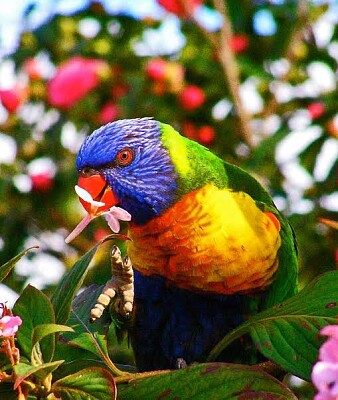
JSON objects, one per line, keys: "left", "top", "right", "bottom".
{"left": 65, "top": 186, "right": 131, "bottom": 243}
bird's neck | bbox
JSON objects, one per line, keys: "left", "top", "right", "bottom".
{"left": 123, "top": 127, "right": 228, "bottom": 226}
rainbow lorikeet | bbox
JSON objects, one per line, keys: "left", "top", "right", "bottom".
{"left": 67, "top": 118, "right": 298, "bottom": 371}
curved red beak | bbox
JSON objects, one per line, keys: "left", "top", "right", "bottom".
{"left": 77, "top": 174, "right": 118, "bottom": 217}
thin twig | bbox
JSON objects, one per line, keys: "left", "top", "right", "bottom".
{"left": 178, "top": 0, "right": 254, "bottom": 147}
{"left": 214, "top": 0, "right": 254, "bottom": 148}
{"left": 212, "top": 0, "right": 255, "bottom": 148}
{"left": 115, "top": 368, "right": 171, "bottom": 384}
{"left": 193, "top": 0, "right": 255, "bottom": 147}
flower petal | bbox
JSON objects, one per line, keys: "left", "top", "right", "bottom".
{"left": 321, "top": 325, "right": 338, "bottom": 340}
{"left": 109, "top": 206, "right": 132, "bottom": 221}
{"left": 65, "top": 213, "right": 93, "bottom": 243}
{"left": 312, "top": 361, "right": 338, "bottom": 392}
{"left": 0, "top": 315, "right": 22, "bottom": 337}
{"left": 319, "top": 337, "right": 338, "bottom": 363}
{"left": 75, "top": 185, "right": 105, "bottom": 207}
{"left": 104, "top": 212, "right": 120, "bottom": 233}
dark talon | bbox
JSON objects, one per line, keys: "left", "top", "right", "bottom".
{"left": 111, "top": 245, "right": 118, "bottom": 255}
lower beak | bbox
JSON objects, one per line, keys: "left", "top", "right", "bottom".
{"left": 77, "top": 175, "right": 118, "bottom": 216}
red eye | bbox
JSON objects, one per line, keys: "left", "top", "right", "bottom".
{"left": 116, "top": 148, "right": 134, "bottom": 166}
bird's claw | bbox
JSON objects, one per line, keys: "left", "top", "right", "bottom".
{"left": 90, "top": 245, "right": 134, "bottom": 322}
{"left": 175, "top": 358, "right": 188, "bottom": 369}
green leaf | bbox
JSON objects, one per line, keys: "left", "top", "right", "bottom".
{"left": 13, "top": 285, "right": 55, "bottom": 363}
{"left": 13, "top": 360, "right": 64, "bottom": 389}
{"left": 32, "top": 323, "right": 74, "bottom": 347}
{"left": 72, "top": 284, "right": 112, "bottom": 330}
{"left": 51, "top": 367, "right": 116, "bottom": 400}
{"left": 51, "top": 234, "right": 128, "bottom": 325}
{"left": 0, "top": 247, "right": 38, "bottom": 282}
{"left": 208, "top": 271, "right": 338, "bottom": 380}
{"left": 298, "top": 136, "right": 325, "bottom": 175}
{"left": 65, "top": 314, "right": 109, "bottom": 362}
{"left": 0, "top": 383, "right": 17, "bottom": 400}
{"left": 60, "top": 288, "right": 125, "bottom": 375}
{"left": 52, "top": 341, "right": 107, "bottom": 380}
{"left": 117, "top": 363, "right": 297, "bottom": 400}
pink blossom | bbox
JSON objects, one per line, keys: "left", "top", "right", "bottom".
{"left": 48, "top": 56, "right": 107, "bottom": 109}
{"left": 0, "top": 315, "right": 22, "bottom": 337}
{"left": 98, "top": 102, "right": 120, "bottom": 125}
{"left": 65, "top": 185, "right": 131, "bottom": 243}
{"left": 312, "top": 325, "right": 338, "bottom": 400}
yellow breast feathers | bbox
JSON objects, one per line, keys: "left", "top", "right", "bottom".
{"left": 127, "top": 184, "right": 281, "bottom": 295}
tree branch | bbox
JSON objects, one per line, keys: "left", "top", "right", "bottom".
{"left": 212, "top": 0, "right": 255, "bottom": 148}
{"left": 179, "top": 0, "right": 254, "bottom": 148}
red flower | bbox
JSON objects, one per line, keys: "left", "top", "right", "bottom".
{"left": 111, "top": 83, "right": 129, "bottom": 98}
{"left": 230, "top": 34, "right": 249, "bottom": 53}
{"left": 158, "top": 0, "right": 202, "bottom": 17}
{"left": 0, "top": 88, "right": 25, "bottom": 113}
{"left": 307, "top": 102, "right": 325, "bottom": 119}
{"left": 31, "top": 173, "right": 54, "bottom": 192}
{"left": 146, "top": 58, "right": 167, "bottom": 81}
{"left": 198, "top": 125, "right": 215, "bottom": 145}
{"left": 182, "top": 121, "right": 198, "bottom": 140}
{"left": 48, "top": 56, "right": 107, "bottom": 109}
{"left": 98, "top": 102, "right": 120, "bottom": 125}
{"left": 179, "top": 85, "right": 205, "bottom": 111}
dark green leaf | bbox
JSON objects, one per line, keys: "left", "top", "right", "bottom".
{"left": 51, "top": 367, "right": 116, "bottom": 400}
{"left": 13, "top": 285, "right": 55, "bottom": 363}
{"left": 13, "top": 360, "right": 64, "bottom": 389}
{"left": 208, "top": 271, "right": 338, "bottom": 380}
{"left": 62, "top": 285, "right": 111, "bottom": 360}
{"left": 299, "top": 136, "right": 325, "bottom": 174}
{"left": 65, "top": 316, "right": 109, "bottom": 362}
{"left": 51, "top": 234, "right": 128, "bottom": 325}
{"left": 0, "top": 383, "right": 17, "bottom": 400}
{"left": 32, "top": 323, "right": 74, "bottom": 347}
{"left": 52, "top": 341, "right": 106, "bottom": 380}
{"left": 0, "top": 247, "right": 38, "bottom": 282}
{"left": 118, "top": 363, "right": 297, "bottom": 400}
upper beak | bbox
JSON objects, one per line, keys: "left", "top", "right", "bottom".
{"left": 77, "top": 174, "right": 118, "bottom": 216}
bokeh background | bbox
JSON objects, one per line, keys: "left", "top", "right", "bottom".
{"left": 0, "top": 0, "right": 337, "bottom": 312}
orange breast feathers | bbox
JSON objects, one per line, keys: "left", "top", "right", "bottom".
{"left": 127, "top": 184, "right": 281, "bottom": 295}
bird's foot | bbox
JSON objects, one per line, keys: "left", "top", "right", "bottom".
{"left": 90, "top": 245, "right": 134, "bottom": 322}
{"left": 175, "top": 358, "right": 188, "bottom": 369}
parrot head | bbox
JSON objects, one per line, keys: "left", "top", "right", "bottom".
{"left": 66, "top": 118, "right": 179, "bottom": 242}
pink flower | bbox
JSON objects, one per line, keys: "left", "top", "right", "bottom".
{"left": 48, "top": 56, "right": 107, "bottom": 109}
{"left": 312, "top": 325, "right": 338, "bottom": 400}
{"left": 179, "top": 85, "right": 205, "bottom": 111}
{"left": 0, "top": 315, "right": 22, "bottom": 337}
{"left": 98, "top": 102, "right": 120, "bottom": 125}
{"left": 307, "top": 102, "right": 325, "bottom": 119}
{"left": 65, "top": 185, "right": 131, "bottom": 243}
{"left": 146, "top": 59, "right": 167, "bottom": 81}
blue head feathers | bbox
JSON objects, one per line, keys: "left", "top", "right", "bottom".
{"left": 76, "top": 118, "right": 178, "bottom": 225}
